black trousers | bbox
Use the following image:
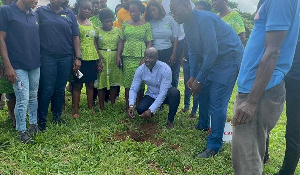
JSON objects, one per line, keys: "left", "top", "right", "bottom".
{"left": 158, "top": 47, "right": 180, "bottom": 88}
{"left": 279, "top": 77, "right": 300, "bottom": 175}
{"left": 136, "top": 87, "right": 180, "bottom": 123}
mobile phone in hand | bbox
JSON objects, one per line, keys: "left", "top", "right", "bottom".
{"left": 76, "top": 70, "right": 83, "bottom": 79}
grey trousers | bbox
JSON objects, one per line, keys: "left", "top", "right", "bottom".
{"left": 232, "top": 81, "right": 285, "bottom": 175}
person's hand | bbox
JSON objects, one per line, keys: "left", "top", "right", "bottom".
{"left": 97, "top": 61, "right": 103, "bottom": 72}
{"left": 73, "top": 59, "right": 81, "bottom": 72}
{"left": 191, "top": 80, "right": 202, "bottom": 96}
{"left": 116, "top": 56, "right": 122, "bottom": 69}
{"left": 169, "top": 54, "right": 176, "bottom": 66}
{"left": 232, "top": 100, "right": 257, "bottom": 126}
{"left": 139, "top": 58, "right": 145, "bottom": 66}
{"left": 140, "top": 109, "right": 152, "bottom": 119}
{"left": 180, "top": 57, "right": 184, "bottom": 68}
{"left": 128, "top": 106, "right": 135, "bottom": 119}
{"left": 5, "top": 65, "right": 17, "bottom": 84}
{"left": 187, "top": 77, "right": 195, "bottom": 89}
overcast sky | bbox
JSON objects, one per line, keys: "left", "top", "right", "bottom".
{"left": 66, "top": 0, "right": 260, "bottom": 14}
{"left": 231, "top": 0, "right": 260, "bottom": 13}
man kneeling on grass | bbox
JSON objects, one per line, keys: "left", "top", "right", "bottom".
{"left": 128, "top": 47, "right": 180, "bottom": 129}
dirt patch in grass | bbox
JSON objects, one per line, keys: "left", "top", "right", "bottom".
{"left": 113, "top": 122, "right": 163, "bottom": 146}
{"left": 183, "top": 166, "right": 193, "bottom": 173}
{"left": 113, "top": 122, "right": 180, "bottom": 149}
{"left": 149, "top": 162, "right": 168, "bottom": 175}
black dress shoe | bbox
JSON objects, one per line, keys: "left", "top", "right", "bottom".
{"left": 38, "top": 123, "right": 47, "bottom": 132}
{"left": 19, "top": 131, "right": 34, "bottom": 144}
{"left": 194, "top": 148, "right": 217, "bottom": 158}
{"left": 28, "top": 124, "right": 39, "bottom": 136}
{"left": 166, "top": 121, "right": 174, "bottom": 129}
{"left": 195, "top": 125, "right": 209, "bottom": 131}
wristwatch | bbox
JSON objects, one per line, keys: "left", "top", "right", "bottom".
{"left": 149, "top": 109, "right": 154, "bottom": 114}
{"left": 196, "top": 80, "right": 201, "bottom": 84}
{"left": 75, "top": 57, "right": 82, "bottom": 61}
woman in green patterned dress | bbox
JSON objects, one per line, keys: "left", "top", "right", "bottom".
{"left": 117, "top": 0, "right": 152, "bottom": 110}
{"left": 95, "top": 9, "right": 122, "bottom": 110}
{"left": 72, "top": 0, "right": 100, "bottom": 118}
{"left": 212, "top": 0, "right": 246, "bottom": 43}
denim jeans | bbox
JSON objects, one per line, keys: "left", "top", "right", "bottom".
{"left": 183, "top": 60, "right": 199, "bottom": 112}
{"left": 196, "top": 84, "right": 210, "bottom": 130}
{"left": 203, "top": 67, "right": 238, "bottom": 152}
{"left": 38, "top": 54, "right": 72, "bottom": 124}
{"left": 13, "top": 68, "right": 40, "bottom": 132}
{"left": 171, "top": 61, "right": 180, "bottom": 88}
{"left": 171, "top": 39, "right": 185, "bottom": 88}
{"left": 183, "top": 60, "right": 191, "bottom": 110}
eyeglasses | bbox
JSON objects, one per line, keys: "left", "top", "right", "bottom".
{"left": 170, "top": 4, "right": 186, "bottom": 15}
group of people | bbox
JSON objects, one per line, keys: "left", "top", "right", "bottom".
{"left": 0, "top": 0, "right": 299, "bottom": 174}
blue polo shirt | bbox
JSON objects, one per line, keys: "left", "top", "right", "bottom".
{"left": 237, "top": 0, "right": 300, "bottom": 93}
{"left": 286, "top": 34, "right": 300, "bottom": 81}
{"left": 36, "top": 5, "right": 79, "bottom": 55}
{"left": 0, "top": 3, "right": 40, "bottom": 70}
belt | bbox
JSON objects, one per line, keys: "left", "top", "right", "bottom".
{"left": 99, "top": 49, "right": 117, "bottom": 52}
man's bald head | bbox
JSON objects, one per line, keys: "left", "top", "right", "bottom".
{"left": 145, "top": 47, "right": 159, "bottom": 58}
{"left": 145, "top": 47, "right": 159, "bottom": 70}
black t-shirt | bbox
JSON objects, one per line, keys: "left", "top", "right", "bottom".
{"left": 286, "top": 35, "right": 300, "bottom": 81}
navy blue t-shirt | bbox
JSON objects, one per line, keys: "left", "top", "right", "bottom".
{"left": 286, "top": 35, "right": 300, "bottom": 81}
{"left": 0, "top": 3, "right": 41, "bottom": 70}
{"left": 36, "top": 5, "right": 79, "bottom": 55}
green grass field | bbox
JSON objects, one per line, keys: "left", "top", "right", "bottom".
{"left": 0, "top": 73, "right": 297, "bottom": 175}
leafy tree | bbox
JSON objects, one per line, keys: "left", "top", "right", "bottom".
{"left": 0, "top": 1, "right": 3, "bottom": 6}
{"left": 239, "top": 12, "right": 255, "bottom": 43}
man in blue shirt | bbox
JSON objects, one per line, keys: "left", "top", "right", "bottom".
{"left": 170, "top": 0, "right": 243, "bottom": 158}
{"left": 275, "top": 35, "right": 300, "bottom": 175}
{"left": 128, "top": 47, "right": 180, "bottom": 129}
{"left": 0, "top": 0, "right": 40, "bottom": 143}
{"left": 231, "top": 0, "right": 300, "bottom": 174}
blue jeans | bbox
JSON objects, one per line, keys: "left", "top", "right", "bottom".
{"left": 13, "top": 68, "right": 40, "bottom": 132}
{"left": 38, "top": 54, "right": 72, "bottom": 124}
{"left": 171, "top": 61, "right": 180, "bottom": 88}
{"left": 196, "top": 84, "right": 210, "bottom": 129}
{"left": 183, "top": 60, "right": 199, "bottom": 111}
{"left": 201, "top": 69, "right": 238, "bottom": 152}
{"left": 171, "top": 40, "right": 185, "bottom": 88}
